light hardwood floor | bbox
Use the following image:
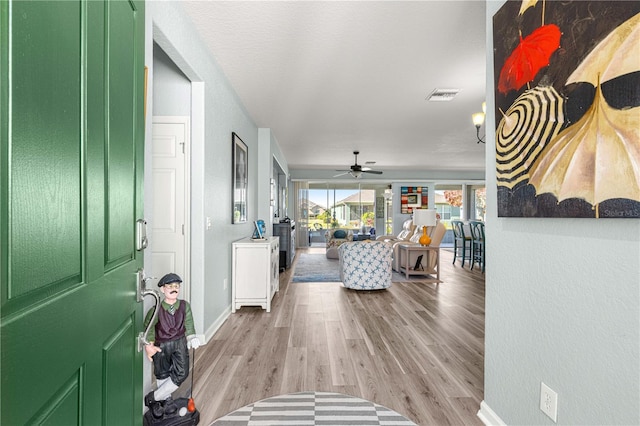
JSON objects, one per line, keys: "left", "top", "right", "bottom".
{"left": 192, "top": 247, "right": 485, "bottom": 425}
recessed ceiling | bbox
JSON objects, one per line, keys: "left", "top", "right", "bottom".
{"left": 180, "top": 1, "right": 487, "bottom": 176}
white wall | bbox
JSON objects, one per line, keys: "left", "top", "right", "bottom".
{"left": 482, "top": 1, "right": 640, "bottom": 425}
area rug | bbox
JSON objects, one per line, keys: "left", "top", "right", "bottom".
{"left": 211, "top": 391, "right": 416, "bottom": 425}
{"left": 291, "top": 253, "right": 340, "bottom": 282}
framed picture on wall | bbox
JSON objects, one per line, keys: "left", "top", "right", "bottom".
{"left": 232, "top": 132, "right": 248, "bottom": 224}
{"left": 376, "top": 196, "right": 385, "bottom": 218}
{"left": 401, "top": 187, "right": 428, "bottom": 214}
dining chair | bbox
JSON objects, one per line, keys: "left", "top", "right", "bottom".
{"left": 468, "top": 220, "right": 485, "bottom": 272}
{"left": 451, "top": 220, "right": 472, "bottom": 267}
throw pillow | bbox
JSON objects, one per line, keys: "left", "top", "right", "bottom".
{"left": 333, "top": 230, "right": 347, "bottom": 239}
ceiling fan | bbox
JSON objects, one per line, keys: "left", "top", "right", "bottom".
{"left": 334, "top": 151, "right": 383, "bottom": 178}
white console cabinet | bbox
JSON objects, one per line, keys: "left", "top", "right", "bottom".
{"left": 232, "top": 237, "right": 279, "bottom": 312}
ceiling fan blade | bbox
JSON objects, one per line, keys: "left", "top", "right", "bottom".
{"left": 335, "top": 152, "right": 379, "bottom": 177}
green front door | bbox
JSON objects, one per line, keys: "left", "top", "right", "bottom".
{"left": 1, "top": 1, "right": 146, "bottom": 424}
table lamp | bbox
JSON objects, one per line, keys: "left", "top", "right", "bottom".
{"left": 413, "top": 209, "right": 437, "bottom": 246}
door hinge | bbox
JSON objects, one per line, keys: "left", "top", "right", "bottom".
{"left": 182, "top": 224, "right": 185, "bottom": 235}
{"left": 180, "top": 142, "right": 185, "bottom": 154}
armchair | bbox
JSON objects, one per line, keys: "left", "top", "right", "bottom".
{"left": 392, "top": 221, "right": 446, "bottom": 274}
{"left": 376, "top": 219, "right": 416, "bottom": 244}
{"left": 339, "top": 241, "right": 392, "bottom": 290}
{"left": 325, "top": 228, "right": 354, "bottom": 259}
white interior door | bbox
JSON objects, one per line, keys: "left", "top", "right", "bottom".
{"left": 151, "top": 116, "right": 190, "bottom": 300}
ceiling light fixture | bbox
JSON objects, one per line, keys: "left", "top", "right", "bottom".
{"left": 383, "top": 187, "right": 393, "bottom": 200}
{"left": 472, "top": 102, "right": 486, "bottom": 144}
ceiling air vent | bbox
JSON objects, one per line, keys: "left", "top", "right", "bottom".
{"left": 427, "top": 88, "right": 460, "bottom": 102}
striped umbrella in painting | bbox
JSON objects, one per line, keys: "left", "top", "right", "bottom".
{"left": 496, "top": 85, "right": 565, "bottom": 189}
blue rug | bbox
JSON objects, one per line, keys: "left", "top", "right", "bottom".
{"left": 291, "top": 253, "right": 340, "bottom": 282}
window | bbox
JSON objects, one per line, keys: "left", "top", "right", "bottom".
{"left": 435, "top": 185, "right": 462, "bottom": 230}
{"left": 471, "top": 186, "right": 486, "bottom": 221}
{"left": 304, "top": 183, "right": 388, "bottom": 246}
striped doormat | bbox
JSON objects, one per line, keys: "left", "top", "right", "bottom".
{"left": 211, "top": 391, "right": 416, "bottom": 425}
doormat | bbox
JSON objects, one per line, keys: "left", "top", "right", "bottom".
{"left": 291, "top": 253, "right": 340, "bottom": 282}
{"left": 211, "top": 391, "right": 416, "bottom": 425}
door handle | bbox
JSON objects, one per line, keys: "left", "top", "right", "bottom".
{"left": 136, "top": 269, "right": 160, "bottom": 352}
{"left": 136, "top": 219, "right": 148, "bottom": 251}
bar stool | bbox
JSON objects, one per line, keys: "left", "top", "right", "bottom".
{"left": 469, "top": 221, "right": 485, "bottom": 272}
{"left": 451, "top": 220, "right": 472, "bottom": 267}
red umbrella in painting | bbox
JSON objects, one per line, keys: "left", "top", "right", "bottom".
{"left": 498, "top": 24, "right": 561, "bottom": 94}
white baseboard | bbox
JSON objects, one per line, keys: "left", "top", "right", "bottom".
{"left": 203, "top": 305, "right": 231, "bottom": 343}
{"left": 477, "top": 400, "right": 506, "bottom": 426}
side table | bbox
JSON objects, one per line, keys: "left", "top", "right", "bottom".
{"left": 397, "top": 244, "right": 440, "bottom": 282}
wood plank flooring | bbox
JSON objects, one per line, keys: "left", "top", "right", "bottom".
{"left": 192, "top": 247, "right": 485, "bottom": 425}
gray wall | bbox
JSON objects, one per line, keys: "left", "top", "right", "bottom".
{"left": 483, "top": 1, "right": 639, "bottom": 424}
{"left": 147, "top": 2, "right": 286, "bottom": 342}
{"left": 153, "top": 43, "right": 191, "bottom": 116}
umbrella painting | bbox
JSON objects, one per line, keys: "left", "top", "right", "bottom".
{"left": 493, "top": 1, "right": 640, "bottom": 218}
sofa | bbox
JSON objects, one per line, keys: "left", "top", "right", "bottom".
{"left": 339, "top": 241, "right": 392, "bottom": 290}
{"left": 325, "top": 228, "right": 354, "bottom": 259}
{"left": 392, "top": 221, "right": 447, "bottom": 274}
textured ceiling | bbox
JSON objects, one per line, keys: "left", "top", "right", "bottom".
{"left": 181, "top": 1, "right": 487, "bottom": 176}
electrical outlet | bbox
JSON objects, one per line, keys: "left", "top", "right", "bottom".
{"left": 223, "top": 278, "right": 228, "bottom": 290}
{"left": 540, "top": 382, "right": 558, "bottom": 422}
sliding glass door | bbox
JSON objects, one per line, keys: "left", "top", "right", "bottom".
{"left": 295, "top": 181, "right": 484, "bottom": 249}
{"left": 306, "top": 183, "right": 387, "bottom": 246}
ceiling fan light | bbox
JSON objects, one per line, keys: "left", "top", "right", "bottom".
{"left": 351, "top": 170, "right": 362, "bottom": 178}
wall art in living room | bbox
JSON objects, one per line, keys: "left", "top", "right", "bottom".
{"left": 400, "top": 186, "right": 428, "bottom": 214}
{"left": 232, "top": 132, "right": 248, "bottom": 223}
{"left": 494, "top": 0, "right": 640, "bottom": 218}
